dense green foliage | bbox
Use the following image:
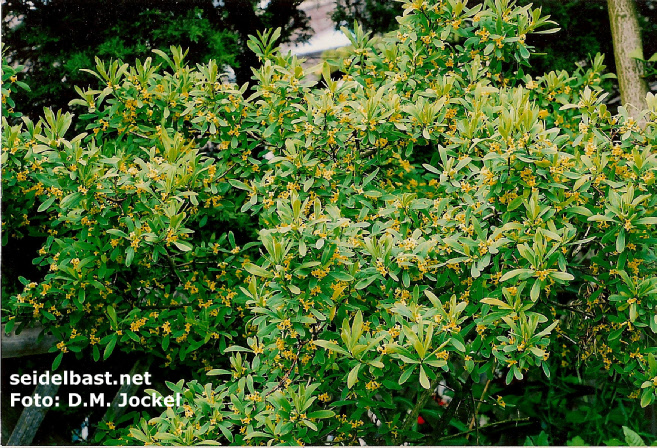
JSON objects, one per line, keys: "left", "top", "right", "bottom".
{"left": 1, "top": 0, "right": 311, "bottom": 300}
{"left": 332, "top": 0, "right": 657, "bottom": 83}
{"left": 3, "top": 0, "right": 657, "bottom": 445}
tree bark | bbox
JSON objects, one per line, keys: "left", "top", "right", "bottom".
{"left": 607, "top": 0, "right": 649, "bottom": 120}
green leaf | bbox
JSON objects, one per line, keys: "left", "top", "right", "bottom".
{"left": 355, "top": 276, "right": 377, "bottom": 290}
{"left": 550, "top": 271, "right": 574, "bottom": 281}
{"left": 616, "top": 229, "right": 626, "bottom": 253}
{"left": 347, "top": 364, "right": 360, "bottom": 388}
{"left": 125, "top": 247, "right": 134, "bottom": 267}
{"left": 129, "top": 429, "right": 150, "bottom": 444}
{"left": 500, "top": 269, "right": 534, "bottom": 282}
{"left": 565, "top": 206, "right": 592, "bottom": 217}
{"left": 155, "top": 433, "right": 179, "bottom": 441}
{"left": 451, "top": 338, "right": 465, "bottom": 352}
{"left": 307, "top": 410, "right": 335, "bottom": 419}
{"left": 507, "top": 196, "right": 524, "bottom": 211}
{"left": 107, "top": 305, "right": 117, "bottom": 328}
{"left": 481, "top": 298, "right": 511, "bottom": 309}
{"left": 587, "top": 214, "right": 614, "bottom": 222}
{"left": 52, "top": 352, "right": 64, "bottom": 370}
{"left": 423, "top": 164, "right": 441, "bottom": 175}
{"left": 566, "top": 435, "right": 588, "bottom": 446}
{"left": 399, "top": 365, "right": 416, "bottom": 384}
{"left": 530, "top": 279, "right": 540, "bottom": 301}
{"left": 224, "top": 345, "right": 252, "bottom": 353}
{"left": 173, "top": 241, "right": 193, "bottom": 252}
{"left": 424, "top": 359, "right": 447, "bottom": 368}
{"left": 4, "top": 319, "right": 15, "bottom": 334}
{"left": 244, "top": 263, "right": 273, "bottom": 278}
{"left": 107, "top": 229, "right": 128, "bottom": 238}
{"left": 529, "top": 347, "right": 545, "bottom": 357}
{"left": 636, "top": 217, "right": 657, "bottom": 225}
{"left": 228, "top": 179, "right": 251, "bottom": 191}
{"left": 37, "top": 196, "right": 57, "bottom": 212}
{"left": 623, "top": 426, "right": 645, "bottom": 446}
{"left": 419, "top": 366, "right": 430, "bottom": 389}
{"left": 104, "top": 335, "right": 117, "bottom": 360}
{"left": 640, "top": 388, "right": 654, "bottom": 408}
{"left": 313, "top": 340, "right": 350, "bottom": 356}
{"left": 126, "top": 330, "right": 140, "bottom": 342}
{"left": 331, "top": 271, "right": 354, "bottom": 282}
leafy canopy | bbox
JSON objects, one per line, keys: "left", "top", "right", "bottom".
{"left": 2, "top": 0, "right": 657, "bottom": 445}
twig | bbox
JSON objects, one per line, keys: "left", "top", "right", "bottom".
{"left": 164, "top": 253, "right": 183, "bottom": 283}
{"left": 466, "top": 378, "right": 491, "bottom": 442}
{"left": 104, "top": 196, "right": 127, "bottom": 204}
{"left": 547, "top": 300, "right": 595, "bottom": 318}
{"left": 433, "top": 383, "right": 463, "bottom": 437}
{"left": 392, "top": 377, "right": 441, "bottom": 445}
{"left": 436, "top": 417, "right": 533, "bottom": 442}
{"left": 264, "top": 321, "right": 327, "bottom": 398}
{"left": 129, "top": 130, "right": 151, "bottom": 140}
{"left": 265, "top": 354, "right": 300, "bottom": 398}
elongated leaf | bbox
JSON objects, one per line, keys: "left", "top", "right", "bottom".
{"left": 52, "top": 352, "right": 64, "bottom": 370}
{"left": 244, "top": 263, "right": 273, "bottom": 278}
{"left": 623, "top": 426, "right": 645, "bottom": 446}
{"left": 481, "top": 298, "right": 512, "bottom": 309}
{"left": 37, "top": 196, "right": 57, "bottom": 212}
{"left": 174, "top": 241, "right": 193, "bottom": 252}
{"left": 636, "top": 217, "right": 657, "bottom": 225}
{"left": 104, "top": 335, "right": 117, "bottom": 360}
{"left": 530, "top": 279, "right": 541, "bottom": 301}
{"left": 107, "top": 229, "right": 128, "bottom": 238}
{"left": 313, "top": 340, "right": 350, "bottom": 356}
{"left": 565, "top": 206, "right": 592, "bottom": 217}
{"left": 107, "top": 305, "right": 117, "bottom": 328}
{"left": 550, "top": 271, "right": 574, "bottom": 281}
{"left": 355, "top": 276, "right": 377, "bottom": 290}
{"left": 616, "top": 229, "right": 626, "bottom": 253}
{"left": 347, "top": 364, "right": 360, "bottom": 388}
{"left": 419, "top": 366, "right": 430, "bottom": 389}
{"left": 500, "top": 269, "right": 534, "bottom": 282}
{"left": 399, "top": 365, "right": 416, "bottom": 385}
{"left": 308, "top": 410, "right": 335, "bottom": 419}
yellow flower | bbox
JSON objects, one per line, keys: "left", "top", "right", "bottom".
{"left": 388, "top": 325, "right": 400, "bottom": 338}
{"left": 365, "top": 381, "right": 380, "bottom": 391}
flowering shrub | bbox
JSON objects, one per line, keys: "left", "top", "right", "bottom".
{"left": 3, "top": 0, "right": 657, "bottom": 444}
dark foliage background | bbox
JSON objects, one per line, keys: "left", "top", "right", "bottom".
{"left": 1, "top": 0, "right": 311, "bottom": 121}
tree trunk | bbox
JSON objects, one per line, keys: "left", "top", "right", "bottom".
{"left": 607, "top": 0, "right": 649, "bottom": 120}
